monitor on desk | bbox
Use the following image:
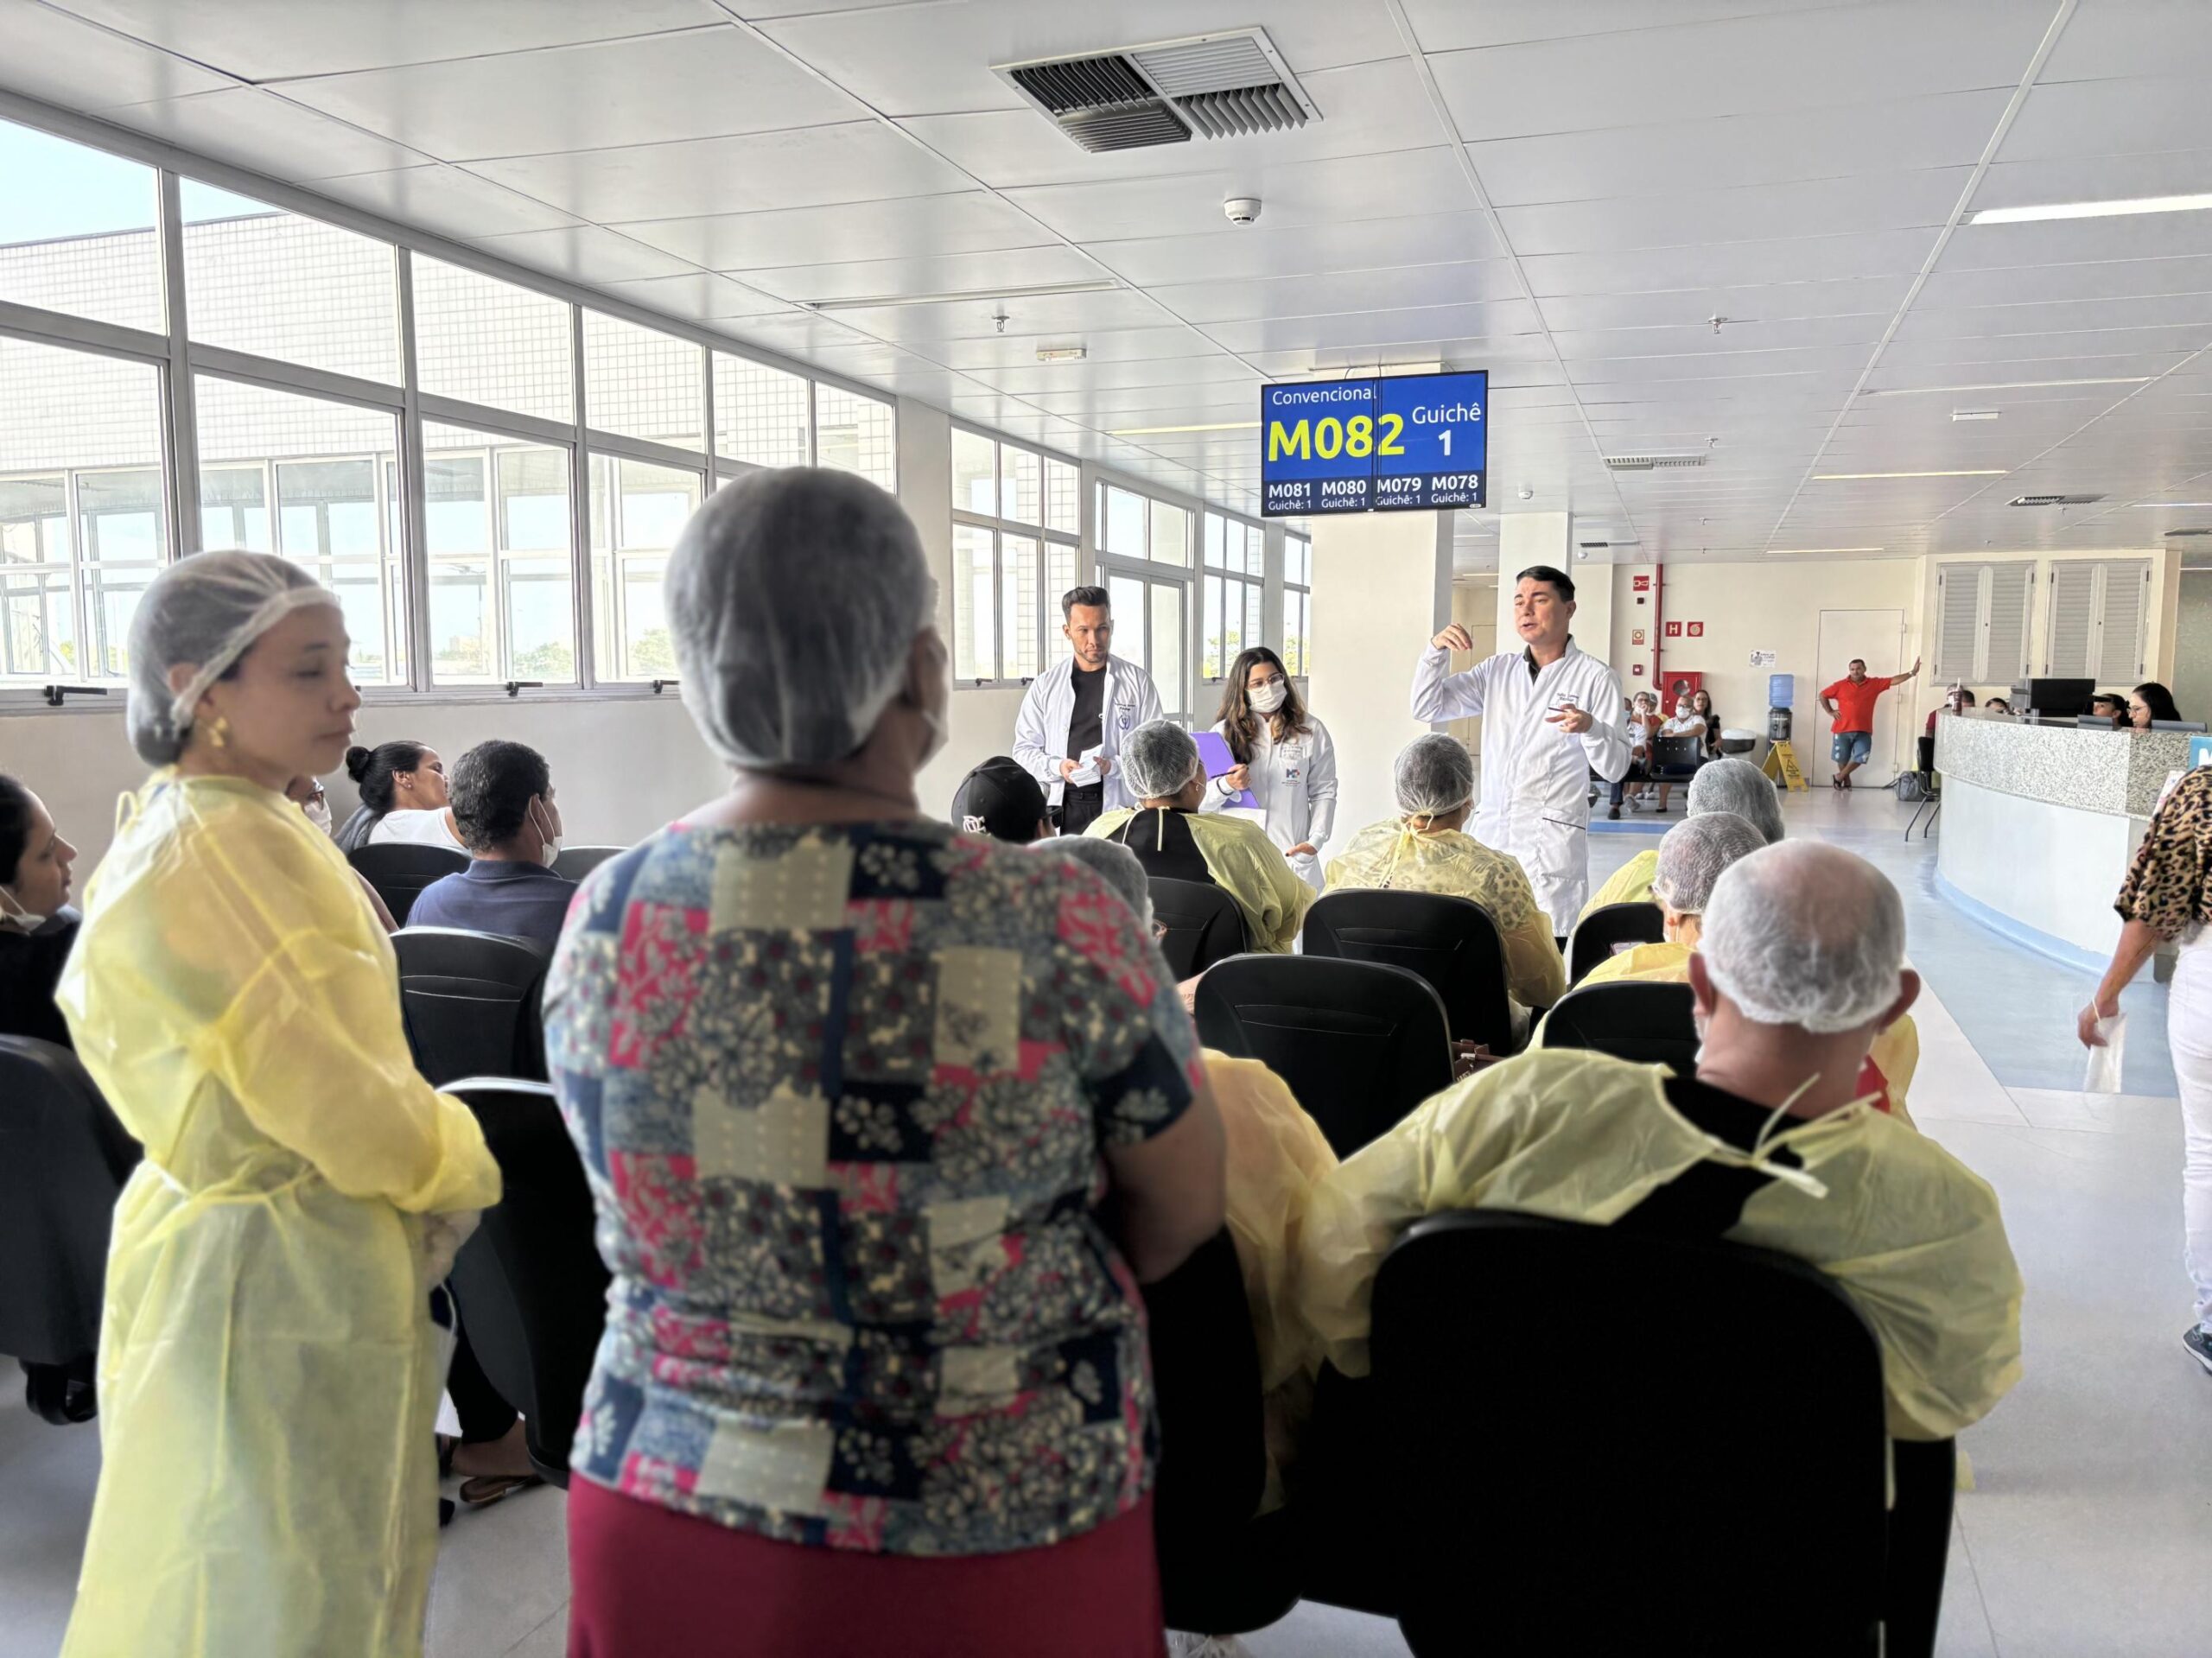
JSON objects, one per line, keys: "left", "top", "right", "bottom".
{"left": 2012, "top": 677, "right": 2095, "bottom": 717}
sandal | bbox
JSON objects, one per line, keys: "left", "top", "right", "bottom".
{"left": 459, "top": 1473, "right": 545, "bottom": 1509}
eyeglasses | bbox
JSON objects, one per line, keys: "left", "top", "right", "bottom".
{"left": 1249, "top": 674, "right": 1287, "bottom": 691}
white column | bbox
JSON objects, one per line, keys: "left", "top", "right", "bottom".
{"left": 1306, "top": 506, "right": 1454, "bottom": 847}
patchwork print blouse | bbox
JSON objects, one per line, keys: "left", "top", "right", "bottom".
{"left": 544, "top": 818, "right": 1199, "bottom": 1556}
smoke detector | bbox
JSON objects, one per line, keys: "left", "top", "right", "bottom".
{"left": 995, "top": 29, "right": 1320, "bottom": 153}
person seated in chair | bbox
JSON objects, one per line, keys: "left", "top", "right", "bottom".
{"left": 1299, "top": 842, "right": 2021, "bottom": 1444}
{"left": 1580, "top": 755, "right": 1783, "bottom": 923}
{"left": 950, "top": 755, "right": 1051, "bottom": 844}
{"left": 407, "top": 740, "right": 574, "bottom": 952}
{"left": 1090, "top": 720, "right": 1313, "bottom": 953}
{"left": 1327, "top": 734, "right": 1565, "bottom": 1020}
{"left": 0, "top": 773, "right": 81, "bottom": 1049}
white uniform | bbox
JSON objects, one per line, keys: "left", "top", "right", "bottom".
{"left": 1011, "top": 653, "right": 1165, "bottom": 815}
{"left": 1198, "top": 715, "right": 1339, "bottom": 890}
{"left": 1410, "top": 638, "right": 1630, "bottom": 936}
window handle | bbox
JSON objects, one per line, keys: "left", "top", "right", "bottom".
{"left": 652, "top": 678, "right": 681, "bottom": 696}
{"left": 504, "top": 679, "right": 543, "bottom": 699}
{"left": 42, "top": 684, "right": 108, "bottom": 708}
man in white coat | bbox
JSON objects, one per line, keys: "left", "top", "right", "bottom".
{"left": 1013, "top": 583, "right": 1165, "bottom": 835}
{"left": 1410, "top": 564, "right": 1630, "bottom": 937}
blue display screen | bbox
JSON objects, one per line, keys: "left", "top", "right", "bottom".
{"left": 1261, "top": 370, "right": 1486, "bottom": 517}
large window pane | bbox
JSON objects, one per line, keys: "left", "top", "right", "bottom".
{"left": 1148, "top": 499, "right": 1190, "bottom": 567}
{"left": 591, "top": 454, "right": 700, "bottom": 682}
{"left": 1002, "top": 534, "right": 1040, "bottom": 681}
{"left": 714, "top": 353, "right": 809, "bottom": 469}
{"left": 1004, "top": 448, "right": 1039, "bottom": 524}
{"left": 414, "top": 256, "right": 573, "bottom": 422}
{"left": 196, "top": 376, "right": 402, "bottom": 683}
{"left": 815, "top": 386, "right": 894, "bottom": 490}
{"left": 583, "top": 311, "right": 702, "bottom": 452}
{"left": 1103, "top": 486, "right": 1144, "bottom": 559}
{"left": 1109, "top": 575, "right": 1145, "bottom": 671}
{"left": 0, "top": 342, "right": 168, "bottom": 683}
{"left": 184, "top": 181, "right": 398, "bottom": 384}
{"left": 0, "top": 120, "right": 162, "bottom": 333}
{"left": 1150, "top": 581, "right": 1184, "bottom": 719}
{"left": 1046, "top": 459, "right": 1079, "bottom": 537}
{"left": 1046, "top": 543, "right": 1076, "bottom": 612}
{"left": 951, "top": 429, "right": 995, "bottom": 518}
{"left": 425, "top": 423, "right": 575, "bottom": 687}
{"left": 952, "top": 523, "right": 996, "bottom": 682}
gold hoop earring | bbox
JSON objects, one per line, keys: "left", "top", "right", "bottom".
{"left": 206, "top": 715, "right": 232, "bottom": 750}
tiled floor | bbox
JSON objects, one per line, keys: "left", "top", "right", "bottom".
{"left": 4, "top": 788, "right": 2204, "bottom": 1657}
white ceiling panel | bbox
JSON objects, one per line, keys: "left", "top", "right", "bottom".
{"left": 0, "top": 0, "right": 232, "bottom": 111}
{"left": 1565, "top": 344, "right": 1876, "bottom": 382}
{"left": 2037, "top": 3, "right": 2212, "bottom": 86}
{"left": 1521, "top": 229, "right": 1940, "bottom": 298}
{"left": 309, "top": 162, "right": 582, "bottom": 238}
{"left": 1005, "top": 147, "right": 1478, "bottom": 245}
{"left": 468, "top": 224, "right": 703, "bottom": 285}
{"left": 466, "top": 123, "right": 975, "bottom": 222}
{"left": 1878, "top": 326, "right": 2212, "bottom": 368}
{"left": 1973, "top": 149, "right": 2212, "bottom": 215}
{"left": 1144, "top": 264, "right": 1529, "bottom": 326}
{"left": 736, "top": 245, "right": 1096, "bottom": 306}
{"left": 931, "top": 327, "right": 1209, "bottom": 372}
{"left": 1537, "top": 277, "right": 1910, "bottom": 333}
{"left": 617, "top": 192, "right": 1046, "bottom": 270}
{"left": 1497, "top": 169, "right": 1969, "bottom": 257}
{"left": 1941, "top": 217, "right": 2212, "bottom": 273}
{"left": 899, "top": 59, "right": 1446, "bottom": 191}
{"left": 813, "top": 287, "right": 1167, "bottom": 344}
{"left": 1548, "top": 314, "right": 1890, "bottom": 356}
{"left": 1202, "top": 303, "right": 1548, "bottom": 357}
{"left": 1086, "top": 213, "right": 1503, "bottom": 287}
{"left": 1428, "top": 4, "right": 2051, "bottom": 143}
{"left": 43, "top": 0, "right": 731, "bottom": 79}
{"left": 2000, "top": 73, "right": 2210, "bottom": 163}
{"left": 717, "top": 310, "right": 880, "bottom": 356}
{"left": 102, "top": 86, "right": 427, "bottom": 181}
{"left": 753, "top": 0, "right": 1399, "bottom": 119}
{"left": 972, "top": 356, "right": 1256, "bottom": 398}
{"left": 1401, "top": 0, "right": 1845, "bottom": 54}
{"left": 273, "top": 26, "right": 862, "bottom": 162}
{"left": 1894, "top": 292, "right": 2212, "bottom": 341}
{"left": 1916, "top": 254, "right": 2212, "bottom": 310}
{"left": 593, "top": 270, "right": 791, "bottom": 322}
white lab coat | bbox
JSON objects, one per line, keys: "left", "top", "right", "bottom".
{"left": 1410, "top": 638, "right": 1630, "bottom": 936}
{"left": 1198, "top": 715, "right": 1338, "bottom": 890}
{"left": 1012, "top": 653, "right": 1165, "bottom": 813}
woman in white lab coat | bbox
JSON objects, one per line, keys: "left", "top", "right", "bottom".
{"left": 1202, "top": 646, "right": 1338, "bottom": 889}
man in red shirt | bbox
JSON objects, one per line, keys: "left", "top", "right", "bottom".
{"left": 1820, "top": 655, "right": 1922, "bottom": 790}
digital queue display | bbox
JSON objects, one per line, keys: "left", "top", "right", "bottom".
{"left": 1259, "top": 370, "right": 1488, "bottom": 517}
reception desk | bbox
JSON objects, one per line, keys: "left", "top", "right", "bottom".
{"left": 1933, "top": 715, "right": 2196, "bottom": 969}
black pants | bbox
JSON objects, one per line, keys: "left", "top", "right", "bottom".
{"left": 1057, "top": 783, "right": 1106, "bottom": 836}
{"left": 448, "top": 1323, "right": 518, "bottom": 1445}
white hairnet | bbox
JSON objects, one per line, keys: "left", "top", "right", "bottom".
{"left": 1049, "top": 835, "right": 1153, "bottom": 929}
{"left": 1701, "top": 842, "right": 1906, "bottom": 1033}
{"left": 665, "top": 467, "right": 934, "bottom": 770}
{"left": 1688, "top": 757, "right": 1784, "bottom": 844}
{"left": 1122, "top": 720, "right": 1200, "bottom": 800}
{"left": 1395, "top": 734, "right": 1475, "bottom": 817}
{"left": 1651, "top": 812, "right": 1766, "bottom": 915}
{"left": 126, "top": 551, "right": 340, "bottom": 766}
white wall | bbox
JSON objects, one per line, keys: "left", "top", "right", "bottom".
{"left": 2174, "top": 570, "right": 2212, "bottom": 727}
{"left": 1446, "top": 576, "right": 1496, "bottom": 754}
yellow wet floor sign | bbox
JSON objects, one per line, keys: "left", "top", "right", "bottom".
{"left": 1762, "top": 740, "right": 1809, "bottom": 792}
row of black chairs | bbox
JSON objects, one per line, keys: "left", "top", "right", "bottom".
{"left": 347, "top": 842, "right": 625, "bottom": 927}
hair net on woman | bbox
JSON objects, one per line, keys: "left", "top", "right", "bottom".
{"left": 1394, "top": 734, "right": 1475, "bottom": 818}
{"left": 1701, "top": 842, "right": 1905, "bottom": 1032}
{"left": 1687, "top": 757, "right": 1784, "bottom": 845}
{"left": 1050, "top": 835, "right": 1153, "bottom": 929}
{"left": 1122, "top": 720, "right": 1200, "bottom": 801}
{"left": 665, "top": 467, "right": 934, "bottom": 770}
{"left": 1650, "top": 812, "right": 1767, "bottom": 915}
{"left": 126, "top": 551, "right": 339, "bottom": 766}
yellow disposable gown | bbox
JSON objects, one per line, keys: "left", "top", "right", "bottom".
{"left": 1325, "top": 819, "right": 1566, "bottom": 1011}
{"left": 1090, "top": 806, "right": 1315, "bottom": 951}
{"left": 55, "top": 773, "right": 501, "bottom": 1658}
{"left": 1203, "top": 1051, "right": 1338, "bottom": 1510}
{"left": 1557, "top": 940, "right": 1922, "bottom": 1127}
{"left": 1578, "top": 847, "right": 1657, "bottom": 923}
{"left": 1298, "top": 1049, "right": 2020, "bottom": 1440}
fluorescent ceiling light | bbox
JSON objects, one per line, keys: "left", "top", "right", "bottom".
{"left": 1812, "top": 468, "right": 2007, "bottom": 480}
{"left": 1106, "top": 421, "right": 1261, "bottom": 436}
{"left": 805, "top": 279, "right": 1117, "bottom": 312}
{"left": 1861, "top": 378, "right": 2152, "bottom": 397}
{"left": 1035, "top": 345, "right": 1087, "bottom": 363}
{"left": 1770, "top": 546, "right": 1884, "bottom": 555}
{"left": 1952, "top": 409, "right": 2000, "bottom": 422}
{"left": 1970, "top": 192, "right": 2212, "bottom": 226}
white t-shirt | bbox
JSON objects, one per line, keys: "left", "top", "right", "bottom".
{"left": 368, "top": 809, "right": 466, "bottom": 853}
{"left": 1662, "top": 713, "right": 1707, "bottom": 738}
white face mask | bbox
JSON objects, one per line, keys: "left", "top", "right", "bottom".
{"left": 1249, "top": 680, "right": 1288, "bottom": 715}
{"left": 303, "top": 797, "right": 334, "bottom": 835}
{"left": 531, "top": 797, "right": 563, "bottom": 868}
{"left": 0, "top": 882, "right": 47, "bottom": 933}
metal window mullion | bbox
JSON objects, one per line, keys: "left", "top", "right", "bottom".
{"left": 417, "top": 392, "right": 577, "bottom": 451}
{"left": 395, "top": 246, "right": 430, "bottom": 692}
{"left": 188, "top": 346, "right": 405, "bottom": 415}
{"left": 58, "top": 467, "right": 92, "bottom": 679}
{"left": 570, "top": 303, "right": 597, "bottom": 692}
{"left": 156, "top": 169, "right": 200, "bottom": 561}
{"left": 0, "top": 297, "right": 169, "bottom": 362}
{"left": 702, "top": 345, "right": 717, "bottom": 473}
{"left": 579, "top": 427, "right": 713, "bottom": 475}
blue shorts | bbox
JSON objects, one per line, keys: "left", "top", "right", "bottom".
{"left": 1831, "top": 730, "right": 1872, "bottom": 765}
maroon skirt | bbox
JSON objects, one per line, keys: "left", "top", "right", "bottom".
{"left": 567, "top": 1478, "right": 1164, "bottom": 1658}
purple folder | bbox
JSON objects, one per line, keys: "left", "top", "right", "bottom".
{"left": 1192, "top": 730, "right": 1261, "bottom": 810}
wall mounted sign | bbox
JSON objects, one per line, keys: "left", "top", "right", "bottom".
{"left": 1665, "top": 621, "right": 1682, "bottom": 638}
{"left": 1260, "top": 370, "right": 1488, "bottom": 516}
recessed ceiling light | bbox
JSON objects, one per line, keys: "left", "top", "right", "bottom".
{"left": 1969, "top": 192, "right": 2212, "bottom": 226}
{"left": 1769, "top": 547, "right": 1885, "bottom": 555}
{"left": 1861, "top": 378, "right": 2152, "bottom": 397}
{"left": 1952, "top": 409, "right": 2000, "bottom": 422}
{"left": 1034, "top": 345, "right": 1088, "bottom": 363}
{"left": 805, "top": 279, "right": 1117, "bottom": 311}
{"left": 1812, "top": 468, "right": 2007, "bottom": 480}
{"left": 1105, "top": 421, "right": 1261, "bottom": 436}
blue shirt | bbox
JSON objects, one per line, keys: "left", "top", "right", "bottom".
{"left": 409, "top": 860, "right": 577, "bottom": 952}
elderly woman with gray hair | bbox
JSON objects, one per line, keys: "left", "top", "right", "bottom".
{"left": 1579, "top": 753, "right": 1784, "bottom": 923}
{"left": 544, "top": 469, "right": 1224, "bottom": 1657}
{"left": 1087, "top": 718, "right": 1315, "bottom": 952}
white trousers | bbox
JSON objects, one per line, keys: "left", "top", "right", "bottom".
{"left": 2172, "top": 931, "right": 2212, "bottom": 1331}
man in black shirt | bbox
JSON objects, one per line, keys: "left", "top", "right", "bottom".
{"left": 1012, "top": 586, "right": 1166, "bottom": 836}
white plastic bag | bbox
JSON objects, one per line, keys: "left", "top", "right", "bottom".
{"left": 2083, "top": 1012, "right": 2127, "bottom": 1094}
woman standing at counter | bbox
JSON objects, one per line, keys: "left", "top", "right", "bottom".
{"left": 2130, "top": 683, "right": 2183, "bottom": 730}
{"left": 2080, "top": 766, "right": 2212, "bottom": 1375}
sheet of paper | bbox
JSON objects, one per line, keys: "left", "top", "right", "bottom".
{"left": 1065, "top": 744, "right": 1106, "bottom": 787}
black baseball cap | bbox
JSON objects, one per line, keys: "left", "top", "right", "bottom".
{"left": 950, "top": 757, "right": 1047, "bottom": 844}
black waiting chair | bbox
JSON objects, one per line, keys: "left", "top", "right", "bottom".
{"left": 1145, "top": 1229, "right": 1303, "bottom": 1637}
{"left": 0, "top": 1037, "right": 141, "bottom": 1425}
{"left": 1196, "top": 956, "right": 1453, "bottom": 1158}
{"left": 1148, "top": 877, "right": 1249, "bottom": 979}
{"left": 1540, "top": 979, "right": 1701, "bottom": 1073}
{"left": 1303, "top": 889, "right": 1518, "bottom": 1053}
{"left": 443, "top": 1077, "right": 609, "bottom": 1486}
{"left": 1352, "top": 1210, "right": 1918, "bottom": 1655}
{"left": 1650, "top": 732, "right": 1706, "bottom": 781}
{"left": 393, "top": 927, "right": 550, "bottom": 1086}
{"left": 552, "top": 844, "right": 625, "bottom": 885}
{"left": 1567, "top": 899, "right": 1667, "bottom": 985}
{"left": 349, "top": 842, "right": 467, "bottom": 925}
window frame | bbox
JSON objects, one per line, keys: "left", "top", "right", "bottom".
{"left": 946, "top": 422, "right": 1080, "bottom": 690}
{"left": 1199, "top": 509, "right": 1268, "bottom": 688}
{"left": 1282, "top": 529, "right": 1313, "bottom": 680}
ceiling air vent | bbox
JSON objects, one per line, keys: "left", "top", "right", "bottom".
{"left": 996, "top": 29, "right": 1320, "bottom": 154}
{"left": 2009, "top": 492, "right": 2103, "bottom": 507}
{"left": 1604, "top": 452, "right": 1709, "bottom": 472}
